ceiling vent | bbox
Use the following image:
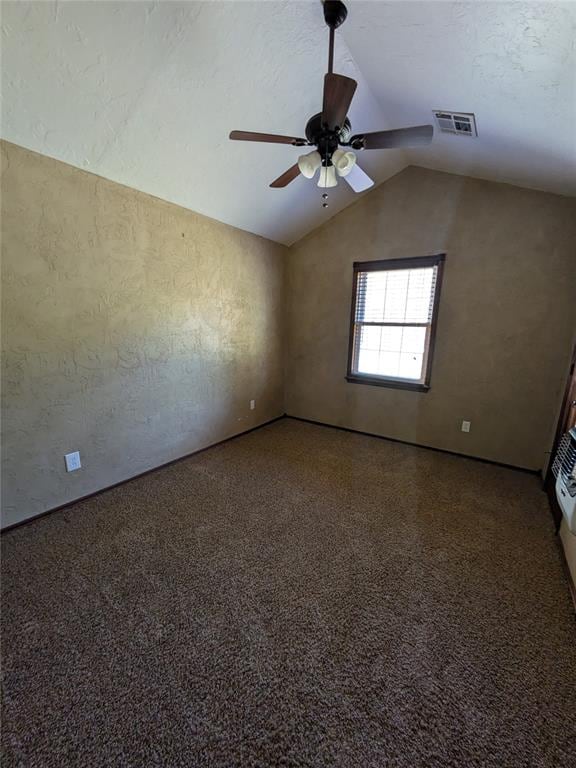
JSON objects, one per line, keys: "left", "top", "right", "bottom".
{"left": 433, "top": 111, "right": 477, "bottom": 137}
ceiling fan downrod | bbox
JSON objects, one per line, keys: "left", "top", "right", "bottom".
{"left": 323, "top": 0, "right": 348, "bottom": 74}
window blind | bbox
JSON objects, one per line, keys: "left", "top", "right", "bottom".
{"left": 348, "top": 255, "right": 444, "bottom": 390}
{"left": 355, "top": 267, "right": 437, "bottom": 325}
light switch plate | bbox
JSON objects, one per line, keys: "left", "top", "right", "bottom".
{"left": 65, "top": 451, "right": 81, "bottom": 472}
{"left": 461, "top": 421, "right": 471, "bottom": 433}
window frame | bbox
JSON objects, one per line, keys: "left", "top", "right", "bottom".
{"left": 346, "top": 254, "right": 446, "bottom": 393}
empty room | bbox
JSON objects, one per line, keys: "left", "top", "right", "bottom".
{"left": 1, "top": 1, "right": 576, "bottom": 765}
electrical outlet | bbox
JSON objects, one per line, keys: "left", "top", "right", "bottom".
{"left": 64, "top": 451, "right": 81, "bottom": 472}
{"left": 461, "top": 421, "right": 471, "bottom": 433}
{"left": 250, "top": 400, "right": 256, "bottom": 410}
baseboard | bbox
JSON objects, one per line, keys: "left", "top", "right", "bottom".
{"left": 1, "top": 414, "right": 286, "bottom": 534}
{"left": 286, "top": 415, "right": 540, "bottom": 475}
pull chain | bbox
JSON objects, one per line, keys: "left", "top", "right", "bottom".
{"left": 322, "top": 145, "right": 329, "bottom": 207}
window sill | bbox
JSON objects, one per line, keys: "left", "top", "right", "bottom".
{"left": 345, "top": 375, "right": 430, "bottom": 392}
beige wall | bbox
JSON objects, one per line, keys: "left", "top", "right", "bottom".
{"left": 1, "top": 141, "right": 286, "bottom": 528}
{"left": 3, "top": 146, "right": 576, "bottom": 529}
{"left": 286, "top": 166, "right": 576, "bottom": 471}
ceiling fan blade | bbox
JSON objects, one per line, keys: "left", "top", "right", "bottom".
{"left": 270, "top": 164, "right": 301, "bottom": 188}
{"left": 230, "top": 130, "right": 307, "bottom": 146}
{"left": 344, "top": 164, "right": 374, "bottom": 193}
{"left": 350, "top": 125, "right": 433, "bottom": 150}
{"left": 322, "top": 73, "right": 357, "bottom": 130}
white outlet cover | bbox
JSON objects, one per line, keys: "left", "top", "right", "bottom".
{"left": 461, "top": 421, "right": 471, "bottom": 433}
{"left": 250, "top": 400, "right": 256, "bottom": 410}
{"left": 65, "top": 451, "right": 81, "bottom": 472}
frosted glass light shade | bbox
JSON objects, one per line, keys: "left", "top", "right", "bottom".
{"left": 332, "top": 149, "right": 356, "bottom": 177}
{"left": 297, "top": 150, "right": 322, "bottom": 179}
{"left": 317, "top": 165, "right": 338, "bottom": 188}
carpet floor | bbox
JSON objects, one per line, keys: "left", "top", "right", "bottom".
{"left": 2, "top": 418, "right": 575, "bottom": 767}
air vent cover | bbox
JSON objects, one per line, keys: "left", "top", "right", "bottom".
{"left": 433, "top": 111, "right": 477, "bottom": 136}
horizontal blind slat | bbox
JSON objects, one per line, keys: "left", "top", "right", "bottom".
{"left": 355, "top": 266, "right": 437, "bottom": 324}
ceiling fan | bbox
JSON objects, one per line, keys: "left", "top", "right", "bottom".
{"left": 229, "top": 0, "right": 433, "bottom": 202}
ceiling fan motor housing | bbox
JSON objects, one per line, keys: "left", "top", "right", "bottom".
{"left": 305, "top": 112, "right": 351, "bottom": 164}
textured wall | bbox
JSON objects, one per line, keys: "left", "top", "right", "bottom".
{"left": 3, "top": 145, "right": 576, "bottom": 530}
{"left": 286, "top": 166, "right": 576, "bottom": 470}
{"left": 1, "top": 141, "right": 286, "bottom": 527}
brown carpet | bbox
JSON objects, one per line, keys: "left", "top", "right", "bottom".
{"left": 2, "top": 418, "right": 575, "bottom": 767}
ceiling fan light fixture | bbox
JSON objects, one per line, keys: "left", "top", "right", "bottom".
{"left": 317, "top": 164, "right": 338, "bottom": 188}
{"left": 297, "top": 150, "right": 322, "bottom": 179}
{"left": 332, "top": 148, "right": 356, "bottom": 177}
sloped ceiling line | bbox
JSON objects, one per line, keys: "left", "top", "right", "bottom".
{"left": 1, "top": 1, "right": 574, "bottom": 246}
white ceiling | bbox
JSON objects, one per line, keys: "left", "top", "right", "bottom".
{"left": 2, "top": 1, "right": 575, "bottom": 246}
{"left": 343, "top": 1, "right": 576, "bottom": 200}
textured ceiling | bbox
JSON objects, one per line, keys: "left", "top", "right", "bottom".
{"left": 2, "top": 1, "right": 575, "bottom": 246}
{"left": 342, "top": 1, "right": 576, "bottom": 200}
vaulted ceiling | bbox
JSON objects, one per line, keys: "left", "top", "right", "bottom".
{"left": 2, "top": 1, "right": 575, "bottom": 245}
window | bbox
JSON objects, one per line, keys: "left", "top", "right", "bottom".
{"left": 346, "top": 254, "right": 445, "bottom": 392}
